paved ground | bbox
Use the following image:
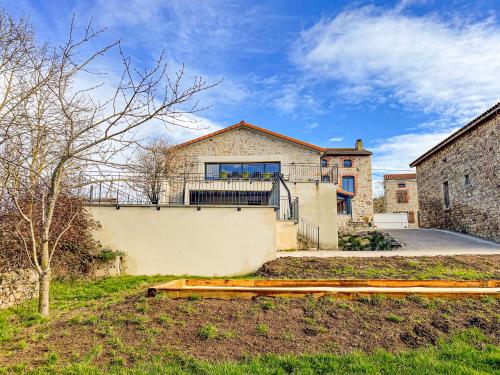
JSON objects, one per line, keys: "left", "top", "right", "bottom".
{"left": 278, "top": 229, "right": 500, "bottom": 258}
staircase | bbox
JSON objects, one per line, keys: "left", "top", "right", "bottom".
{"left": 297, "top": 217, "right": 319, "bottom": 250}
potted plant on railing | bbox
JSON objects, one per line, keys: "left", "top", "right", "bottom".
{"left": 263, "top": 172, "right": 271, "bottom": 181}
{"left": 242, "top": 171, "right": 250, "bottom": 180}
{"left": 219, "top": 171, "right": 228, "bottom": 180}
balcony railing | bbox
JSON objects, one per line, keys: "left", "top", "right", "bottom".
{"left": 76, "top": 162, "right": 337, "bottom": 207}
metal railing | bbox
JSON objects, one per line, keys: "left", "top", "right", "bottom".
{"left": 298, "top": 218, "right": 319, "bottom": 250}
{"left": 77, "top": 173, "right": 280, "bottom": 207}
{"left": 276, "top": 197, "right": 299, "bottom": 221}
{"left": 179, "top": 163, "right": 338, "bottom": 184}
{"left": 76, "top": 161, "right": 337, "bottom": 207}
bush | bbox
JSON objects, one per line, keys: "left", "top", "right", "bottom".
{"left": 339, "top": 231, "right": 401, "bottom": 251}
{"left": 0, "top": 194, "right": 120, "bottom": 278}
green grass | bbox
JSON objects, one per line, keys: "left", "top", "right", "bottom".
{"left": 198, "top": 324, "right": 218, "bottom": 340}
{"left": 4, "top": 329, "right": 498, "bottom": 374}
{"left": 330, "top": 265, "right": 494, "bottom": 280}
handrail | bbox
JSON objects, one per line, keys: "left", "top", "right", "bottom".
{"left": 298, "top": 218, "right": 319, "bottom": 250}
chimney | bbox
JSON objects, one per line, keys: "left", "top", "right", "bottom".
{"left": 355, "top": 139, "right": 363, "bottom": 150}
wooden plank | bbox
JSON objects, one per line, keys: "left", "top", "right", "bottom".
{"left": 147, "top": 278, "right": 500, "bottom": 300}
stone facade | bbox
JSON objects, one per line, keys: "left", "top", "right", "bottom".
{"left": 322, "top": 152, "right": 374, "bottom": 224}
{"left": 384, "top": 174, "right": 419, "bottom": 228}
{"left": 0, "top": 269, "right": 39, "bottom": 309}
{"left": 175, "top": 126, "right": 321, "bottom": 166}
{"left": 412, "top": 110, "right": 499, "bottom": 242}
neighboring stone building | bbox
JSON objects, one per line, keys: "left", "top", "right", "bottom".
{"left": 322, "top": 140, "right": 374, "bottom": 232}
{"left": 410, "top": 102, "right": 500, "bottom": 242}
{"left": 383, "top": 173, "right": 419, "bottom": 227}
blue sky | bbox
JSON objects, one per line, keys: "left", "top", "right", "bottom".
{"left": 6, "top": 0, "right": 500, "bottom": 194}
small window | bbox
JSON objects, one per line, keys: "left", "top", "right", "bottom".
{"left": 322, "top": 175, "right": 330, "bottom": 182}
{"left": 343, "top": 159, "right": 352, "bottom": 168}
{"left": 464, "top": 174, "right": 471, "bottom": 186}
{"left": 398, "top": 183, "right": 406, "bottom": 188}
{"left": 443, "top": 181, "right": 450, "bottom": 208}
{"left": 342, "top": 176, "right": 355, "bottom": 193}
{"left": 321, "top": 159, "right": 328, "bottom": 167}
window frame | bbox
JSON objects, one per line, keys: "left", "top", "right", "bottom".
{"left": 205, "top": 162, "right": 280, "bottom": 180}
{"left": 342, "top": 175, "right": 355, "bottom": 194}
{"left": 343, "top": 159, "right": 353, "bottom": 168}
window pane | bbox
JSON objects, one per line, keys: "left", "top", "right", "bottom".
{"left": 342, "top": 176, "right": 354, "bottom": 192}
{"left": 264, "top": 163, "right": 280, "bottom": 176}
{"left": 243, "top": 163, "right": 264, "bottom": 178}
{"left": 343, "top": 160, "right": 352, "bottom": 168}
{"left": 221, "top": 164, "right": 242, "bottom": 178}
{"left": 205, "top": 164, "right": 219, "bottom": 180}
{"left": 322, "top": 175, "right": 330, "bottom": 182}
{"left": 321, "top": 159, "right": 327, "bottom": 167}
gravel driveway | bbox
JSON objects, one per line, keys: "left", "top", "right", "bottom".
{"left": 278, "top": 229, "right": 500, "bottom": 258}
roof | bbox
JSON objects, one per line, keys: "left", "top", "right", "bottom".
{"left": 410, "top": 102, "right": 500, "bottom": 167}
{"left": 384, "top": 173, "right": 417, "bottom": 180}
{"left": 175, "top": 121, "right": 325, "bottom": 152}
{"left": 324, "top": 148, "right": 372, "bottom": 156}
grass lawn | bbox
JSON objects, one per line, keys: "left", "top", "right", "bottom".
{"left": 0, "top": 256, "right": 499, "bottom": 374}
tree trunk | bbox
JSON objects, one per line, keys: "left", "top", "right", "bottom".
{"left": 38, "top": 241, "right": 50, "bottom": 317}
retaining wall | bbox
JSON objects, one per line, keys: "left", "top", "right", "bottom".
{"left": 0, "top": 269, "right": 39, "bottom": 309}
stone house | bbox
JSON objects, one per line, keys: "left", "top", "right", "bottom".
{"left": 172, "top": 121, "right": 374, "bottom": 248}
{"left": 383, "top": 173, "right": 419, "bottom": 227}
{"left": 321, "top": 141, "right": 374, "bottom": 232}
{"left": 410, "top": 102, "right": 500, "bottom": 242}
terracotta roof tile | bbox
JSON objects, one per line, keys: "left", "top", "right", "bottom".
{"left": 384, "top": 173, "right": 417, "bottom": 180}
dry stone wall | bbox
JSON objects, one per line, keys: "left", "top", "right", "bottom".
{"left": 0, "top": 269, "right": 39, "bottom": 309}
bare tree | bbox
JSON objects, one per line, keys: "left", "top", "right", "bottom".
{"left": 127, "top": 138, "right": 179, "bottom": 204}
{"left": 0, "top": 14, "right": 216, "bottom": 316}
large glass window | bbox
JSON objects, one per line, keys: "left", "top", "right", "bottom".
{"left": 205, "top": 162, "right": 280, "bottom": 180}
{"left": 342, "top": 176, "right": 355, "bottom": 193}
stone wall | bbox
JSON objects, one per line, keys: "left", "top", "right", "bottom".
{"left": 415, "top": 115, "right": 499, "bottom": 242}
{"left": 323, "top": 154, "right": 374, "bottom": 223}
{"left": 384, "top": 177, "right": 419, "bottom": 227}
{"left": 175, "top": 127, "right": 321, "bottom": 166}
{"left": 0, "top": 269, "right": 39, "bottom": 309}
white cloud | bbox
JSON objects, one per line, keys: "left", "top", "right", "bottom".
{"left": 370, "top": 129, "right": 456, "bottom": 171}
{"left": 293, "top": 5, "right": 500, "bottom": 122}
{"left": 328, "top": 137, "right": 344, "bottom": 142}
{"left": 369, "top": 128, "right": 456, "bottom": 196}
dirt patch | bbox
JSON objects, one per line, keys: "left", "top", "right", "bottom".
{"left": 256, "top": 255, "right": 500, "bottom": 280}
{"left": 1, "top": 291, "right": 498, "bottom": 369}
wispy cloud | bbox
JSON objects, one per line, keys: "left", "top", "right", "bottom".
{"left": 328, "top": 137, "right": 344, "bottom": 142}
{"left": 293, "top": 4, "right": 500, "bottom": 122}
